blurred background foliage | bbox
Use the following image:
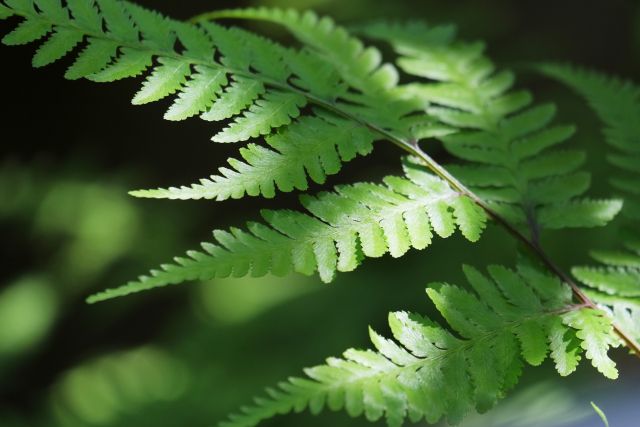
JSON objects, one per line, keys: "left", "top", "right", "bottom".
{"left": 0, "top": 0, "right": 639, "bottom": 426}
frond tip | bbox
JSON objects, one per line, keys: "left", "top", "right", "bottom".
{"left": 219, "top": 264, "right": 619, "bottom": 427}
{"left": 88, "top": 162, "right": 487, "bottom": 302}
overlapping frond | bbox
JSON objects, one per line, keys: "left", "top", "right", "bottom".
{"left": 539, "top": 65, "right": 640, "bottom": 308}
{"left": 536, "top": 64, "right": 640, "bottom": 220}
{"left": 197, "top": 9, "right": 454, "bottom": 141}
{"left": 0, "top": 0, "right": 418, "bottom": 202}
{"left": 361, "top": 22, "right": 622, "bottom": 235}
{"left": 89, "top": 162, "right": 487, "bottom": 302}
{"left": 198, "top": 9, "right": 400, "bottom": 98}
{"left": 219, "top": 264, "right": 618, "bottom": 427}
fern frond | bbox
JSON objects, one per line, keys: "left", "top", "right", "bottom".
{"left": 573, "top": 227, "right": 640, "bottom": 299}
{"left": 193, "top": 9, "right": 453, "bottom": 138}
{"left": 538, "top": 65, "right": 640, "bottom": 342}
{"left": 574, "top": 265, "right": 640, "bottom": 297}
{"left": 536, "top": 63, "right": 640, "bottom": 220}
{"left": 200, "top": 8, "right": 399, "bottom": 96}
{"left": 219, "top": 264, "right": 618, "bottom": 427}
{"left": 360, "top": 22, "right": 622, "bottom": 235}
{"left": 572, "top": 228, "right": 640, "bottom": 300}
{"left": 88, "top": 162, "right": 487, "bottom": 302}
{"left": 131, "top": 115, "right": 376, "bottom": 200}
{"left": 162, "top": 66, "right": 228, "bottom": 121}
{"left": 212, "top": 91, "right": 305, "bottom": 143}
{"left": 200, "top": 77, "right": 265, "bottom": 122}
{"left": 1, "top": 0, "right": 304, "bottom": 125}
{"left": 0, "top": 1, "right": 418, "bottom": 202}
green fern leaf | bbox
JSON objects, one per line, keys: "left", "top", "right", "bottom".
{"left": 1, "top": 1, "right": 492, "bottom": 306}
{"left": 124, "top": 1, "right": 174, "bottom": 50}
{"left": 33, "top": 0, "right": 69, "bottom": 22}
{"left": 563, "top": 308, "right": 619, "bottom": 378}
{"left": 361, "top": 22, "right": 622, "bottom": 236}
{"left": 2, "top": 18, "right": 51, "bottom": 45}
{"left": 548, "top": 316, "right": 582, "bottom": 376}
{"left": 200, "top": 77, "right": 265, "bottom": 122}
{"left": 96, "top": 0, "right": 137, "bottom": 42}
{"left": 131, "top": 57, "right": 191, "bottom": 105}
{"left": 88, "top": 47, "right": 153, "bottom": 82}
{"left": 0, "top": 3, "right": 13, "bottom": 19}
{"left": 581, "top": 290, "right": 640, "bottom": 335}
{"left": 4, "top": 0, "right": 33, "bottom": 14}
{"left": 196, "top": 8, "right": 427, "bottom": 141}
{"left": 131, "top": 115, "right": 376, "bottom": 200}
{"left": 212, "top": 91, "right": 306, "bottom": 143}
{"left": 65, "top": 38, "right": 119, "bottom": 80}
{"left": 573, "top": 266, "right": 640, "bottom": 297}
{"left": 609, "top": 301, "right": 640, "bottom": 343}
{"left": 203, "top": 8, "right": 397, "bottom": 95}
{"left": 164, "top": 66, "right": 228, "bottom": 121}
{"left": 219, "top": 264, "right": 617, "bottom": 427}
{"left": 572, "top": 229, "right": 640, "bottom": 299}
{"left": 1, "top": 7, "right": 635, "bottom": 425}
{"left": 539, "top": 65, "right": 640, "bottom": 316}
{"left": 32, "top": 27, "right": 83, "bottom": 67}
{"left": 536, "top": 63, "right": 640, "bottom": 220}
{"left": 591, "top": 249, "right": 640, "bottom": 268}
{"left": 0, "top": 0, "right": 424, "bottom": 203}
{"left": 66, "top": 0, "right": 102, "bottom": 32}
{"left": 88, "top": 163, "right": 487, "bottom": 302}
{"left": 537, "top": 199, "right": 623, "bottom": 229}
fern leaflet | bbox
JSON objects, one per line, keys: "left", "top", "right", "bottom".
{"left": 89, "top": 162, "right": 486, "bottom": 302}
{"left": 199, "top": 8, "right": 402, "bottom": 98}
{"left": 220, "top": 264, "right": 618, "bottom": 427}
{"left": 132, "top": 115, "right": 376, "bottom": 200}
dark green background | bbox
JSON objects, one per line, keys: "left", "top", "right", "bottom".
{"left": 1, "top": 0, "right": 639, "bottom": 426}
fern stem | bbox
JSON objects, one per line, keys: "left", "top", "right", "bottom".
{"left": 300, "top": 88, "right": 640, "bottom": 356}
{"left": 533, "top": 246, "right": 640, "bottom": 357}
{"left": 300, "top": 93, "right": 640, "bottom": 355}
{"left": 248, "top": 64, "right": 640, "bottom": 356}
{"left": 297, "top": 90, "right": 640, "bottom": 355}
{"left": 407, "top": 145, "right": 640, "bottom": 357}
